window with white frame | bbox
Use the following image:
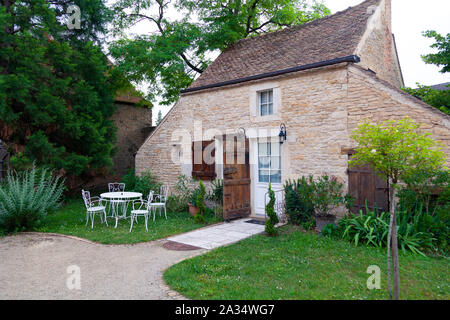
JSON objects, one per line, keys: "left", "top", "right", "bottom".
{"left": 258, "top": 140, "right": 281, "bottom": 183}
{"left": 259, "top": 90, "right": 273, "bottom": 116}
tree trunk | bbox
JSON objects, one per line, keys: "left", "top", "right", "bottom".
{"left": 387, "top": 211, "right": 393, "bottom": 299}
{"left": 391, "top": 209, "right": 400, "bottom": 298}
{"left": 389, "top": 185, "right": 400, "bottom": 300}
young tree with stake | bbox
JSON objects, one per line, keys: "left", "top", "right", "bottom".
{"left": 350, "top": 118, "right": 447, "bottom": 300}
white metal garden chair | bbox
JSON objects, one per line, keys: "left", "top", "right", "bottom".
{"left": 129, "top": 191, "right": 154, "bottom": 232}
{"left": 108, "top": 182, "right": 125, "bottom": 192}
{"left": 107, "top": 182, "right": 127, "bottom": 216}
{"left": 150, "top": 185, "right": 169, "bottom": 221}
{"left": 81, "top": 189, "right": 108, "bottom": 229}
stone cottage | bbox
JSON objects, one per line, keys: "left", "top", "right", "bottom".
{"left": 136, "top": 0, "right": 450, "bottom": 219}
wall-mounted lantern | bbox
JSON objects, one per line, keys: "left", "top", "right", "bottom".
{"left": 279, "top": 123, "right": 287, "bottom": 144}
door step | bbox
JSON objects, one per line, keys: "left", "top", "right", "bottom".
{"left": 245, "top": 219, "right": 266, "bottom": 225}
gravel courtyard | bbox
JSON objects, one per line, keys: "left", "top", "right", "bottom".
{"left": 0, "top": 233, "right": 206, "bottom": 300}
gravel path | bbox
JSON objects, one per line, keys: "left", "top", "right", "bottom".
{"left": 0, "top": 233, "right": 207, "bottom": 300}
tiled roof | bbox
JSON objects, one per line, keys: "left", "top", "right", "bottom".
{"left": 188, "top": 0, "right": 381, "bottom": 90}
{"left": 430, "top": 82, "right": 450, "bottom": 91}
{"left": 115, "top": 92, "right": 143, "bottom": 105}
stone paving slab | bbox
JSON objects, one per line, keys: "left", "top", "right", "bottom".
{"left": 166, "top": 219, "right": 265, "bottom": 249}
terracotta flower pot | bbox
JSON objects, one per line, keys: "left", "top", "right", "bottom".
{"left": 315, "top": 215, "right": 336, "bottom": 233}
{"left": 188, "top": 203, "right": 199, "bottom": 216}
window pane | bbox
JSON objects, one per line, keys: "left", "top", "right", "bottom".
{"left": 270, "top": 170, "right": 281, "bottom": 183}
{"left": 260, "top": 91, "right": 268, "bottom": 104}
{"left": 271, "top": 142, "right": 280, "bottom": 156}
{"left": 259, "top": 156, "right": 270, "bottom": 169}
{"left": 270, "top": 156, "right": 280, "bottom": 170}
{"left": 258, "top": 142, "right": 268, "bottom": 156}
{"left": 260, "top": 104, "right": 267, "bottom": 116}
{"left": 268, "top": 102, "right": 273, "bottom": 115}
{"left": 259, "top": 170, "right": 270, "bottom": 183}
{"left": 268, "top": 90, "right": 273, "bottom": 103}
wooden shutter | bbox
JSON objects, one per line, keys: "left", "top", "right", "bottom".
{"left": 348, "top": 155, "right": 389, "bottom": 214}
{"left": 192, "top": 140, "right": 216, "bottom": 180}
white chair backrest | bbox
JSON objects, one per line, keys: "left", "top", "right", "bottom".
{"left": 81, "top": 189, "right": 91, "bottom": 208}
{"left": 146, "top": 191, "right": 154, "bottom": 210}
{"left": 109, "top": 182, "right": 125, "bottom": 192}
{"left": 160, "top": 185, "right": 169, "bottom": 203}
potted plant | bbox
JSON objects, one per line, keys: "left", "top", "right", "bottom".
{"left": 310, "top": 175, "right": 346, "bottom": 232}
{"left": 188, "top": 187, "right": 201, "bottom": 216}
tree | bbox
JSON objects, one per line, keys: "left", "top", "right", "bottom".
{"left": 421, "top": 30, "right": 450, "bottom": 73}
{"left": 156, "top": 110, "right": 163, "bottom": 125}
{"left": 350, "top": 118, "right": 447, "bottom": 300}
{"left": 0, "top": 1, "right": 121, "bottom": 185}
{"left": 402, "top": 84, "right": 449, "bottom": 115}
{"left": 401, "top": 30, "right": 450, "bottom": 115}
{"left": 109, "top": 0, "right": 330, "bottom": 105}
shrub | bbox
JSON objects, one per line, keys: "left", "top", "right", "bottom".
{"left": 311, "top": 175, "right": 347, "bottom": 217}
{"left": 166, "top": 175, "right": 197, "bottom": 213}
{"left": 397, "top": 169, "right": 450, "bottom": 254}
{"left": 193, "top": 181, "right": 207, "bottom": 224}
{"left": 321, "top": 223, "right": 339, "bottom": 238}
{"left": 121, "top": 168, "right": 162, "bottom": 196}
{"left": 0, "top": 167, "right": 65, "bottom": 232}
{"left": 284, "top": 177, "right": 315, "bottom": 225}
{"left": 265, "top": 183, "right": 279, "bottom": 236}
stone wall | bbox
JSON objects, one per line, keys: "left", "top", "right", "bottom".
{"left": 111, "top": 103, "right": 153, "bottom": 178}
{"left": 347, "top": 65, "right": 450, "bottom": 162}
{"left": 355, "top": 0, "right": 404, "bottom": 88}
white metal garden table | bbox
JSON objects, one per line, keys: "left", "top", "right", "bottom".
{"left": 100, "top": 192, "right": 142, "bottom": 228}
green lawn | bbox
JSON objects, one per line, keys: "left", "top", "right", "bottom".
{"left": 164, "top": 226, "right": 449, "bottom": 300}
{"left": 37, "top": 199, "right": 219, "bottom": 244}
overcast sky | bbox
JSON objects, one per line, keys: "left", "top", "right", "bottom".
{"left": 148, "top": 0, "right": 450, "bottom": 124}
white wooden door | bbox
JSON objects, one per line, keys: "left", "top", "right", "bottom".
{"left": 254, "top": 140, "right": 283, "bottom": 217}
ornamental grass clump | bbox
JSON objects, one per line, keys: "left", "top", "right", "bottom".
{"left": 265, "top": 183, "right": 279, "bottom": 236}
{"left": 0, "top": 167, "right": 65, "bottom": 233}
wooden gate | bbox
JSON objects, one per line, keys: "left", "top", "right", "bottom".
{"left": 348, "top": 156, "right": 389, "bottom": 214}
{"left": 222, "top": 134, "right": 251, "bottom": 221}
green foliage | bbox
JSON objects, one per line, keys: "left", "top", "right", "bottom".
{"left": 0, "top": 0, "right": 120, "bottom": 180}
{"left": 265, "top": 183, "right": 279, "bottom": 236}
{"left": 284, "top": 177, "right": 315, "bottom": 225}
{"left": 350, "top": 118, "right": 447, "bottom": 187}
{"left": 338, "top": 209, "right": 436, "bottom": 256}
{"left": 0, "top": 167, "right": 65, "bottom": 233}
{"left": 193, "top": 181, "right": 207, "bottom": 223}
{"left": 310, "top": 175, "right": 347, "bottom": 217}
{"left": 121, "top": 168, "right": 162, "bottom": 196}
{"left": 109, "top": 0, "right": 330, "bottom": 104}
{"left": 321, "top": 223, "right": 339, "bottom": 238}
{"left": 397, "top": 169, "right": 450, "bottom": 254}
{"left": 207, "top": 178, "right": 223, "bottom": 205}
{"left": 284, "top": 175, "right": 349, "bottom": 228}
{"left": 421, "top": 30, "right": 450, "bottom": 73}
{"left": 402, "top": 85, "right": 450, "bottom": 115}
{"left": 166, "top": 175, "right": 197, "bottom": 212}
